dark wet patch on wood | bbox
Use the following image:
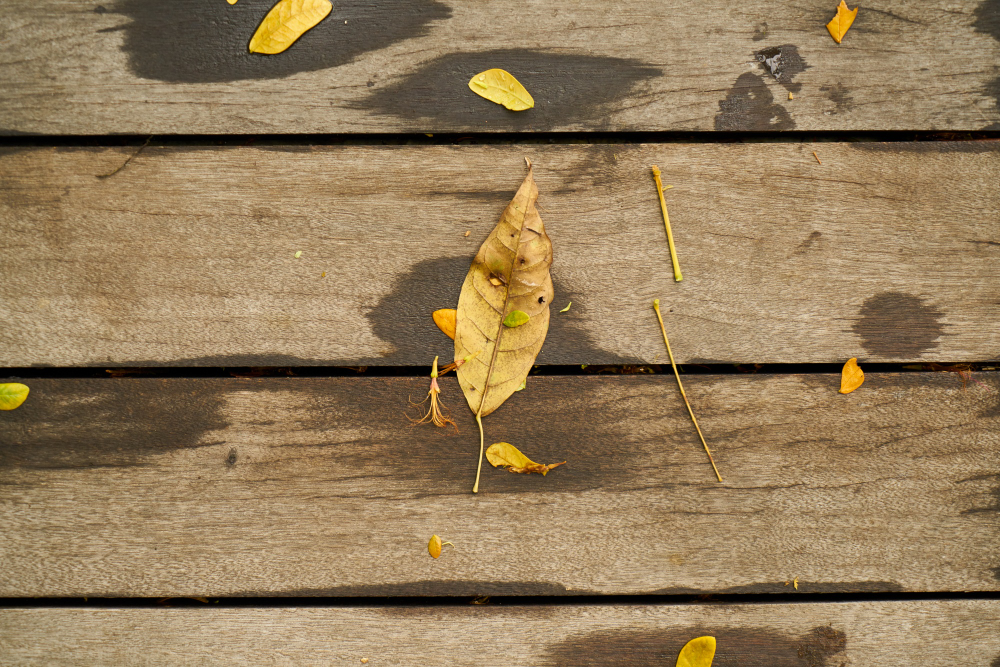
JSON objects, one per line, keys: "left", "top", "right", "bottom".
{"left": 754, "top": 45, "right": 808, "bottom": 93}
{"left": 851, "top": 141, "right": 1000, "bottom": 153}
{"left": 649, "top": 580, "right": 903, "bottom": 595}
{"left": 851, "top": 292, "right": 945, "bottom": 358}
{"left": 543, "top": 624, "right": 846, "bottom": 667}
{"left": 356, "top": 50, "right": 661, "bottom": 129}
{"left": 109, "top": 0, "right": 450, "bottom": 83}
{"left": 0, "top": 379, "right": 227, "bottom": 469}
{"left": 714, "top": 73, "right": 794, "bottom": 131}
{"left": 280, "top": 375, "right": 646, "bottom": 494}
{"left": 365, "top": 255, "right": 635, "bottom": 365}
{"left": 975, "top": 0, "right": 1000, "bottom": 129}
{"left": 820, "top": 83, "right": 854, "bottom": 114}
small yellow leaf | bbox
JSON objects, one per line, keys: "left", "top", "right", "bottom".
{"left": 0, "top": 383, "right": 30, "bottom": 410}
{"left": 249, "top": 0, "right": 333, "bottom": 55}
{"left": 228, "top": 0, "right": 238, "bottom": 4}
{"left": 468, "top": 69, "right": 534, "bottom": 111}
{"left": 515, "top": 379, "right": 526, "bottom": 391}
{"left": 433, "top": 309, "right": 457, "bottom": 340}
{"left": 826, "top": 0, "right": 858, "bottom": 44}
{"left": 839, "top": 357, "right": 864, "bottom": 394}
{"left": 428, "top": 534, "right": 442, "bottom": 558}
{"left": 294, "top": 250, "right": 302, "bottom": 258}
{"left": 486, "top": 442, "right": 565, "bottom": 476}
{"left": 559, "top": 302, "right": 571, "bottom": 313}
{"left": 677, "top": 636, "right": 716, "bottom": 667}
{"left": 502, "top": 310, "right": 530, "bottom": 328}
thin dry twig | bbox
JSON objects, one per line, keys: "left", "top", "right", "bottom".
{"left": 653, "top": 299, "right": 723, "bottom": 482}
{"left": 812, "top": 151, "right": 822, "bottom": 165}
{"left": 651, "top": 166, "right": 682, "bottom": 282}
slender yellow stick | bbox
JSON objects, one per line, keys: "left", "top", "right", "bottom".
{"left": 473, "top": 412, "right": 484, "bottom": 493}
{"left": 651, "top": 166, "right": 682, "bottom": 282}
{"left": 653, "top": 299, "right": 722, "bottom": 482}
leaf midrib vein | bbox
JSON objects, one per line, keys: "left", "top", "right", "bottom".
{"left": 476, "top": 194, "right": 529, "bottom": 416}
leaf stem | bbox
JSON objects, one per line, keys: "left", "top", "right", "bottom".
{"left": 473, "top": 412, "right": 484, "bottom": 493}
{"left": 651, "top": 166, "right": 682, "bottom": 282}
{"left": 653, "top": 299, "right": 723, "bottom": 482}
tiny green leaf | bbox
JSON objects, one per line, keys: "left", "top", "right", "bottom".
{"left": 559, "top": 302, "right": 572, "bottom": 313}
{"left": 0, "top": 383, "right": 30, "bottom": 411}
{"left": 515, "top": 379, "right": 526, "bottom": 391}
{"left": 502, "top": 310, "right": 530, "bottom": 328}
{"left": 294, "top": 251, "right": 302, "bottom": 258}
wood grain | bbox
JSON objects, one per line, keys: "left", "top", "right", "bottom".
{"left": 1, "top": 373, "right": 997, "bottom": 597}
{"left": 2, "top": 143, "right": 999, "bottom": 367}
{"left": 1, "top": 0, "right": 999, "bottom": 134}
{"left": 2, "top": 601, "right": 999, "bottom": 666}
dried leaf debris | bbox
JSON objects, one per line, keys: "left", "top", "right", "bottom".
{"left": 839, "top": 357, "right": 864, "bottom": 394}
{"left": 455, "top": 162, "right": 553, "bottom": 493}
{"left": 249, "top": 0, "right": 333, "bottom": 55}
{"left": 468, "top": 69, "right": 534, "bottom": 111}
{"left": 433, "top": 308, "right": 457, "bottom": 340}
{"left": 486, "top": 442, "right": 565, "bottom": 476}
{"left": 826, "top": 0, "right": 858, "bottom": 43}
{"left": 676, "top": 636, "right": 716, "bottom": 667}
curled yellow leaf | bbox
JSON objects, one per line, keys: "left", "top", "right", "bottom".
{"left": 839, "top": 357, "right": 864, "bottom": 394}
{"left": 826, "top": 0, "right": 858, "bottom": 44}
{"left": 0, "top": 383, "right": 30, "bottom": 411}
{"left": 468, "top": 69, "right": 534, "bottom": 111}
{"left": 249, "top": 0, "right": 333, "bottom": 55}
{"left": 486, "top": 442, "right": 565, "bottom": 476}
{"left": 677, "top": 636, "right": 716, "bottom": 667}
{"left": 433, "top": 309, "right": 457, "bottom": 340}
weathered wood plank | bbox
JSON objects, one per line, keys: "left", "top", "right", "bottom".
{"left": 2, "top": 0, "right": 999, "bottom": 134}
{"left": 2, "top": 602, "right": 1000, "bottom": 666}
{"left": 2, "top": 143, "right": 998, "bottom": 367}
{"left": 1, "top": 374, "right": 997, "bottom": 597}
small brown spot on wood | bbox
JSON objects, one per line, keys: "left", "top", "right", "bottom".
{"left": 820, "top": 83, "right": 854, "bottom": 114}
{"left": 226, "top": 448, "right": 238, "bottom": 466}
{"left": 852, "top": 292, "right": 945, "bottom": 358}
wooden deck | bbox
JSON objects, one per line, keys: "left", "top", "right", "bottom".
{"left": 1, "top": 0, "right": 998, "bottom": 664}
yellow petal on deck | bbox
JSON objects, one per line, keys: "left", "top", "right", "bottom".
{"left": 468, "top": 69, "right": 534, "bottom": 111}
{"left": 249, "top": 0, "right": 333, "bottom": 55}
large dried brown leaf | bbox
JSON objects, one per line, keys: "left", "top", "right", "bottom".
{"left": 455, "top": 162, "right": 553, "bottom": 492}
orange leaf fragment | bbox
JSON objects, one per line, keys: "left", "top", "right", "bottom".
{"left": 839, "top": 358, "right": 864, "bottom": 394}
{"left": 433, "top": 309, "right": 457, "bottom": 340}
{"left": 826, "top": 0, "right": 858, "bottom": 43}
